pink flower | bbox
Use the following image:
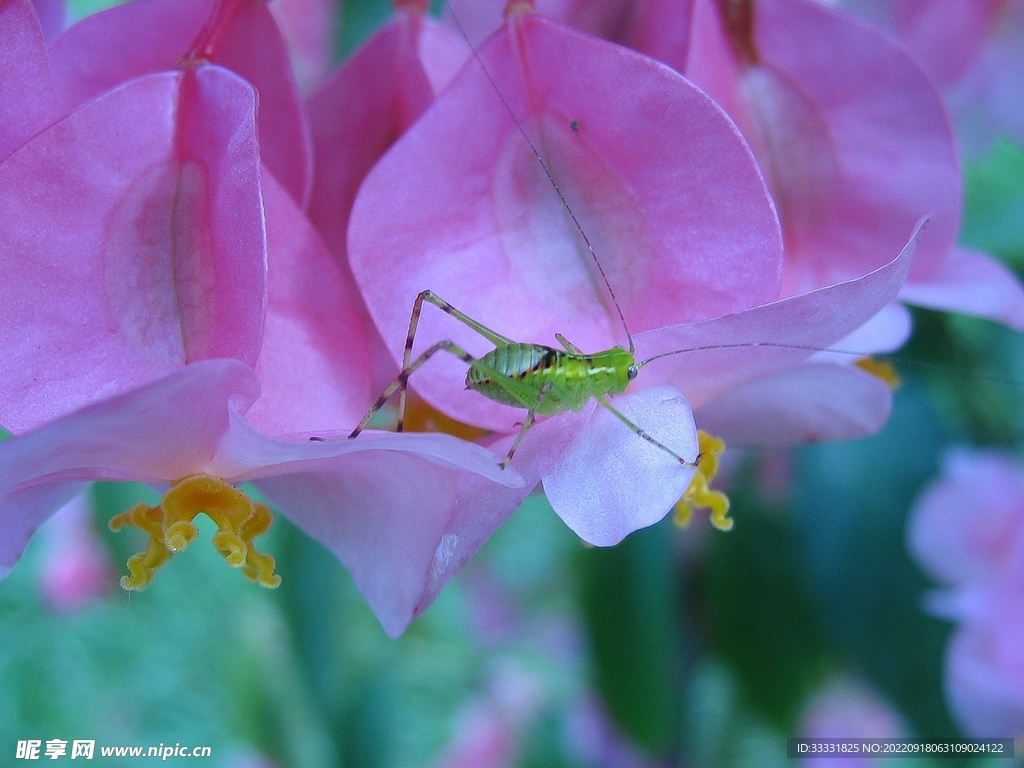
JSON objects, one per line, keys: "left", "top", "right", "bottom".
{"left": 1, "top": 0, "right": 356, "bottom": 435}
{"left": 0, "top": 359, "right": 523, "bottom": 637}
{"left": 0, "top": 0, "right": 528, "bottom": 637}
{"left": 304, "top": 0, "right": 471, "bottom": 389}
{"left": 831, "top": 0, "right": 1024, "bottom": 155}
{"left": 454, "top": 0, "right": 1024, "bottom": 329}
{"left": 432, "top": 659, "right": 544, "bottom": 768}
{"left": 675, "top": 0, "right": 1024, "bottom": 328}
{"left": 0, "top": 65, "right": 267, "bottom": 431}
{"left": 348, "top": 7, "right": 917, "bottom": 546}
{"left": 48, "top": 0, "right": 313, "bottom": 207}
{"left": 567, "top": 697, "right": 665, "bottom": 768}
{"left": 907, "top": 448, "right": 1024, "bottom": 736}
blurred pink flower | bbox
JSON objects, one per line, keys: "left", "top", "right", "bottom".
{"left": 37, "top": 493, "right": 114, "bottom": 612}
{"left": 799, "top": 677, "right": 908, "bottom": 767}
{"left": 349, "top": 6, "right": 917, "bottom": 546}
{"left": 433, "top": 659, "right": 545, "bottom": 768}
{"left": 567, "top": 697, "right": 665, "bottom": 768}
{"left": 907, "top": 448, "right": 1024, "bottom": 736}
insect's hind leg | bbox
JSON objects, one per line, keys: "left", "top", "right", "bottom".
{"left": 349, "top": 338, "right": 541, "bottom": 446}
{"left": 595, "top": 395, "right": 698, "bottom": 469}
{"left": 395, "top": 291, "right": 514, "bottom": 431}
{"left": 350, "top": 340, "right": 476, "bottom": 438}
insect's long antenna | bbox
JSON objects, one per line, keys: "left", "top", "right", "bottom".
{"left": 444, "top": 1, "right": 636, "bottom": 354}
{"left": 638, "top": 342, "right": 841, "bottom": 367}
{"left": 639, "top": 342, "right": 1024, "bottom": 388}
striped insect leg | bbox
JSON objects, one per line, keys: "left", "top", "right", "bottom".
{"left": 396, "top": 291, "right": 515, "bottom": 431}
{"left": 595, "top": 395, "right": 698, "bottom": 468}
{"left": 500, "top": 381, "right": 554, "bottom": 468}
{"left": 349, "top": 340, "right": 478, "bottom": 438}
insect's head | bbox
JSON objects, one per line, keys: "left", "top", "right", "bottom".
{"left": 627, "top": 364, "right": 639, "bottom": 381}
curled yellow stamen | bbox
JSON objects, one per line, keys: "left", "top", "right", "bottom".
{"left": 108, "top": 474, "right": 281, "bottom": 591}
{"left": 855, "top": 357, "right": 901, "bottom": 389}
{"left": 674, "top": 430, "right": 732, "bottom": 532}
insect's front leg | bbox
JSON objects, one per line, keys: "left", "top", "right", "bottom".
{"left": 595, "top": 395, "right": 697, "bottom": 468}
{"left": 500, "top": 381, "right": 554, "bottom": 468}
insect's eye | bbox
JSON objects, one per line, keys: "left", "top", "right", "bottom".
{"left": 627, "top": 365, "right": 639, "bottom": 380}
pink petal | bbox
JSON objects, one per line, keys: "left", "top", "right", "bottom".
{"left": 441, "top": 0, "right": 504, "bottom": 47}
{"left": 213, "top": 0, "right": 313, "bottom": 206}
{"left": 0, "top": 0, "right": 58, "bottom": 160}
{"left": 417, "top": 407, "right": 589, "bottom": 605}
{"left": 693, "top": 362, "right": 893, "bottom": 447}
{"left": 0, "top": 66, "right": 266, "bottom": 432}
{"left": 907, "top": 448, "right": 1024, "bottom": 737}
{"left": 249, "top": 405, "right": 570, "bottom": 635}
{"left": 172, "top": 66, "right": 267, "bottom": 365}
{"left": 990, "top": 522, "right": 1024, "bottom": 687}
{"left": 246, "top": 170, "right": 371, "bottom": 437}
{"left": 953, "top": 3, "right": 1024, "bottom": 151}
{"left": 417, "top": 10, "right": 474, "bottom": 95}
{"left": 0, "top": 359, "right": 261, "bottom": 576}
{"left": 306, "top": 7, "right": 465, "bottom": 269}
{"left": 618, "top": 0, "right": 694, "bottom": 66}
{"left": 0, "top": 354, "right": 525, "bottom": 625}
{"left": 542, "top": 386, "right": 698, "bottom": 545}
{"left": 211, "top": 406, "right": 524, "bottom": 488}
{"left": 634, "top": 219, "right": 921, "bottom": 410}
{"left": 254, "top": 467, "right": 442, "bottom": 638}
{"left": 349, "top": 11, "right": 782, "bottom": 432}
{"left": 895, "top": 0, "right": 1002, "bottom": 88}
{"left": 49, "top": 0, "right": 210, "bottom": 108}
{"left": 305, "top": 8, "right": 469, "bottom": 392}
{"left": 250, "top": 426, "right": 533, "bottom": 636}
{"left": 443, "top": 0, "right": 638, "bottom": 47}
{"left": 49, "top": 0, "right": 312, "bottom": 206}
{"left": 267, "top": 0, "right": 336, "bottom": 94}
{"left": 682, "top": 0, "right": 960, "bottom": 290}
{"left": 825, "top": 302, "right": 912, "bottom": 359}
{"left": 31, "top": 0, "right": 63, "bottom": 40}
{"left": 898, "top": 246, "right": 1024, "bottom": 329}
{"left": 670, "top": 0, "right": 741, "bottom": 114}
{"left": 800, "top": 678, "right": 908, "bottom": 742}
{"left": 255, "top": 451, "right": 522, "bottom": 637}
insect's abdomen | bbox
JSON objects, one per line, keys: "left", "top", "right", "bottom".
{"left": 467, "top": 343, "right": 633, "bottom": 415}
